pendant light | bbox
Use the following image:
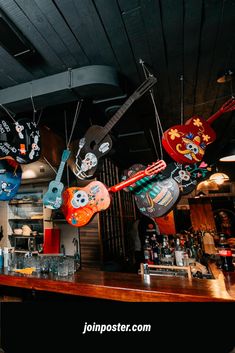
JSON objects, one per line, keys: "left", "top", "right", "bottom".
{"left": 209, "top": 172, "right": 229, "bottom": 185}
{"left": 219, "top": 139, "right": 235, "bottom": 162}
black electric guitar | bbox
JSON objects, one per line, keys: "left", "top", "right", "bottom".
{"left": 68, "top": 75, "right": 157, "bottom": 180}
{"left": 123, "top": 163, "right": 180, "bottom": 218}
{"left": 43, "top": 149, "right": 71, "bottom": 209}
{"left": 0, "top": 118, "right": 41, "bottom": 164}
{"left": 161, "top": 161, "right": 212, "bottom": 195}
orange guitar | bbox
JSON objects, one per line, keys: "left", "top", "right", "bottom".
{"left": 61, "top": 160, "right": 166, "bottom": 227}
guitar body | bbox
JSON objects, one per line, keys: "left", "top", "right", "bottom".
{"left": 124, "top": 164, "right": 180, "bottom": 217}
{"left": 162, "top": 116, "right": 216, "bottom": 164}
{"left": 0, "top": 118, "right": 41, "bottom": 164}
{"left": 0, "top": 159, "right": 22, "bottom": 201}
{"left": 43, "top": 149, "right": 71, "bottom": 210}
{"left": 43, "top": 181, "right": 64, "bottom": 209}
{"left": 62, "top": 181, "right": 111, "bottom": 227}
{"left": 162, "top": 161, "right": 212, "bottom": 195}
{"left": 68, "top": 125, "right": 113, "bottom": 180}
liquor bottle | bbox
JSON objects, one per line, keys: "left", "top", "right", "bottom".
{"left": 152, "top": 237, "right": 160, "bottom": 265}
{"left": 161, "top": 235, "right": 173, "bottom": 264}
{"left": 143, "top": 236, "right": 152, "bottom": 264}
{"left": 174, "top": 237, "right": 184, "bottom": 266}
{"left": 218, "top": 234, "right": 234, "bottom": 272}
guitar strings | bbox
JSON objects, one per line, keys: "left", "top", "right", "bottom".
{"left": 140, "top": 59, "right": 164, "bottom": 160}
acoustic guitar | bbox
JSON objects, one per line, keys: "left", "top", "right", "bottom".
{"left": 43, "top": 149, "right": 71, "bottom": 210}
{"left": 68, "top": 75, "right": 157, "bottom": 180}
{"left": 0, "top": 159, "right": 22, "bottom": 201}
{"left": 62, "top": 159, "right": 166, "bottom": 227}
{"left": 0, "top": 118, "right": 41, "bottom": 164}
{"left": 123, "top": 163, "right": 180, "bottom": 218}
{"left": 162, "top": 97, "right": 235, "bottom": 164}
{"left": 161, "top": 161, "right": 212, "bottom": 195}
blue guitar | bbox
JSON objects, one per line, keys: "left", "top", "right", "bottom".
{"left": 43, "top": 149, "right": 71, "bottom": 209}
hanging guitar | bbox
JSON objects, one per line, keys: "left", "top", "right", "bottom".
{"left": 43, "top": 149, "right": 71, "bottom": 209}
{"left": 62, "top": 159, "right": 166, "bottom": 227}
{"left": 162, "top": 97, "right": 235, "bottom": 164}
{"left": 0, "top": 118, "right": 41, "bottom": 164}
{"left": 0, "top": 159, "right": 22, "bottom": 201}
{"left": 161, "top": 161, "right": 212, "bottom": 195}
{"left": 67, "top": 75, "right": 157, "bottom": 180}
{"left": 122, "top": 163, "right": 180, "bottom": 218}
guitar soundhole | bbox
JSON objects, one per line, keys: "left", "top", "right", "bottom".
{"left": 52, "top": 187, "right": 58, "bottom": 193}
{"left": 90, "top": 140, "right": 96, "bottom": 150}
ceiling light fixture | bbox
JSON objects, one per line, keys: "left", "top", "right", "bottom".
{"left": 219, "top": 140, "right": 235, "bottom": 162}
{"left": 209, "top": 172, "right": 229, "bottom": 185}
{"left": 217, "top": 69, "right": 234, "bottom": 83}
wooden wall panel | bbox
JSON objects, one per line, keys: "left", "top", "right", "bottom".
{"left": 188, "top": 197, "right": 216, "bottom": 231}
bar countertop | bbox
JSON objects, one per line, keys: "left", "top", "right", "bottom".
{"left": 0, "top": 263, "right": 235, "bottom": 302}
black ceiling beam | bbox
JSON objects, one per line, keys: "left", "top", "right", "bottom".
{"left": 0, "top": 65, "right": 123, "bottom": 113}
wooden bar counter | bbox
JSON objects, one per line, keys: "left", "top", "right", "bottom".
{"left": 0, "top": 263, "right": 235, "bottom": 302}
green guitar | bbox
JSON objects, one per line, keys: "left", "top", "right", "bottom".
{"left": 43, "top": 149, "right": 71, "bottom": 209}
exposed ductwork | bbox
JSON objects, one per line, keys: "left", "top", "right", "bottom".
{"left": 0, "top": 65, "right": 124, "bottom": 113}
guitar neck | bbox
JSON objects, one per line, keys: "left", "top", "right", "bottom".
{"left": 55, "top": 161, "right": 66, "bottom": 183}
{"left": 96, "top": 76, "right": 157, "bottom": 143}
{"left": 207, "top": 109, "right": 223, "bottom": 124}
{"left": 108, "top": 170, "right": 148, "bottom": 193}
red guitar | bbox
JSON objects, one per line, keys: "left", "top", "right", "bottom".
{"left": 162, "top": 98, "right": 235, "bottom": 164}
{"left": 61, "top": 160, "right": 166, "bottom": 227}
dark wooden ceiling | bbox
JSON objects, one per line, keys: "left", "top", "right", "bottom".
{"left": 0, "top": 0, "right": 235, "bottom": 178}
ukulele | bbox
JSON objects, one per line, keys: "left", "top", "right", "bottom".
{"left": 43, "top": 149, "right": 71, "bottom": 209}
{"left": 62, "top": 159, "right": 166, "bottom": 227}
{"left": 0, "top": 159, "right": 22, "bottom": 201}
{"left": 162, "top": 97, "right": 235, "bottom": 164}
{"left": 123, "top": 163, "right": 180, "bottom": 218}
{"left": 161, "top": 161, "right": 212, "bottom": 195}
{"left": 0, "top": 118, "right": 41, "bottom": 164}
{"left": 68, "top": 75, "right": 157, "bottom": 180}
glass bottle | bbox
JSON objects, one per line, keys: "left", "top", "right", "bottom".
{"left": 174, "top": 237, "right": 184, "bottom": 266}
{"left": 218, "top": 234, "right": 234, "bottom": 272}
{"left": 143, "top": 236, "right": 152, "bottom": 264}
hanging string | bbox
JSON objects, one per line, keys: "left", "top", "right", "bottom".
{"left": 64, "top": 110, "right": 70, "bottom": 187}
{"left": 67, "top": 99, "right": 83, "bottom": 149}
{"left": 30, "top": 82, "right": 37, "bottom": 123}
{"left": 230, "top": 77, "right": 234, "bottom": 99}
{"left": 139, "top": 59, "right": 164, "bottom": 160}
{"left": 0, "top": 104, "right": 16, "bottom": 123}
{"left": 180, "top": 74, "right": 184, "bottom": 125}
{"left": 43, "top": 157, "right": 57, "bottom": 174}
{"left": 36, "top": 108, "right": 43, "bottom": 127}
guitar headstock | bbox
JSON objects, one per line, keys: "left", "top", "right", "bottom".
{"left": 145, "top": 160, "right": 166, "bottom": 176}
{"left": 61, "top": 149, "right": 71, "bottom": 162}
{"left": 135, "top": 75, "right": 157, "bottom": 99}
{"left": 220, "top": 97, "right": 235, "bottom": 113}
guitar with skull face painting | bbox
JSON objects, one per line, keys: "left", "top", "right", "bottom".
{"left": 62, "top": 159, "right": 166, "bottom": 227}
{"left": 161, "top": 161, "right": 212, "bottom": 195}
{"left": 0, "top": 118, "right": 41, "bottom": 164}
{"left": 67, "top": 75, "right": 157, "bottom": 180}
{"left": 162, "top": 97, "right": 235, "bottom": 164}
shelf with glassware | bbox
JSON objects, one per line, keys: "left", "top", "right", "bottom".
{"left": 7, "top": 188, "right": 47, "bottom": 252}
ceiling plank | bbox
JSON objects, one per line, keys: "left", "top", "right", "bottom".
{"left": 183, "top": 0, "right": 203, "bottom": 120}
{"left": 0, "top": 46, "right": 33, "bottom": 83}
{"left": 54, "top": 0, "right": 118, "bottom": 66}
{"left": 34, "top": 0, "right": 89, "bottom": 67}
{"left": 158, "top": 0, "right": 184, "bottom": 127}
{"left": 0, "top": 0, "right": 65, "bottom": 75}
{"left": 93, "top": 0, "right": 139, "bottom": 85}
{"left": 14, "top": 0, "right": 78, "bottom": 69}
{"left": 194, "top": 0, "right": 223, "bottom": 117}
